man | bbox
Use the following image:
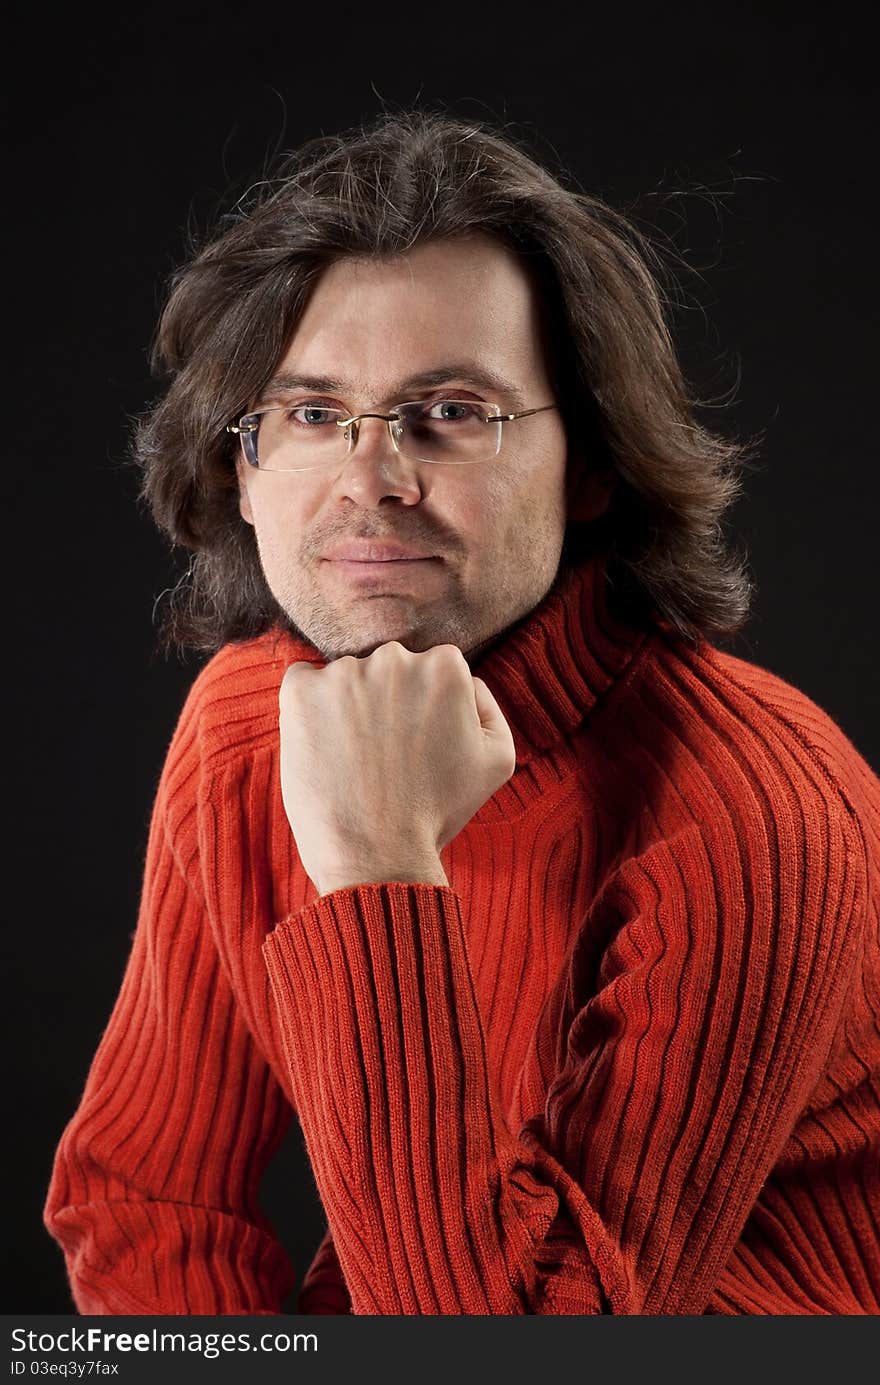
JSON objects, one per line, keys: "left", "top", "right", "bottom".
{"left": 44, "top": 109, "right": 879, "bottom": 1314}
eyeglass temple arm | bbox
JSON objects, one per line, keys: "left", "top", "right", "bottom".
{"left": 497, "top": 403, "right": 558, "bottom": 423}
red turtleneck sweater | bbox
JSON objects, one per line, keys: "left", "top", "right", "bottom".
{"left": 43, "top": 552, "right": 880, "bottom": 1314}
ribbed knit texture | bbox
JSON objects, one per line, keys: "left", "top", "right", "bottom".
{"left": 44, "top": 550, "right": 880, "bottom": 1314}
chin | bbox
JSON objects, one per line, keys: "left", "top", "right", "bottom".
{"left": 320, "top": 630, "right": 433, "bottom": 660}
{"left": 359, "top": 626, "right": 476, "bottom": 659}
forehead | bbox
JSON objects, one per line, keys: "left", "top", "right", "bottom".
{"left": 276, "top": 235, "right": 551, "bottom": 392}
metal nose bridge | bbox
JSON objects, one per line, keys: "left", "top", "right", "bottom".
{"left": 336, "top": 409, "right": 405, "bottom": 452}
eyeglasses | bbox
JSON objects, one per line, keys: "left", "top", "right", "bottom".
{"left": 226, "top": 397, "right": 559, "bottom": 472}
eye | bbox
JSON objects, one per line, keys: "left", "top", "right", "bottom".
{"left": 285, "top": 403, "right": 342, "bottom": 427}
{"left": 424, "top": 400, "right": 479, "bottom": 422}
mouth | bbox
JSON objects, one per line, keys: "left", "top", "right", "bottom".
{"left": 325, "top": 557, "right": 437, "bottom": 564}
{"left": 320, "top": 556, "right": 443, "bottom": 582}
{"left": 322, "top": 556, "right": 441, "bottom": 567}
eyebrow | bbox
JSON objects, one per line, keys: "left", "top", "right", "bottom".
{"left": 253, "top": 364, "right": 528, "bottom": 410}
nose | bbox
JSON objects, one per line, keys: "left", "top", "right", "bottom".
{"left": 331, "top": 412, "right": 424, "bottom": 507}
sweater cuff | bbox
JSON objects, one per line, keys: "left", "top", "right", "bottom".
{"left": 261, "top": 882, "right": 483, "bottom": 1145}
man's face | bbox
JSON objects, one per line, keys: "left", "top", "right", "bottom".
{"left": 235, "top": 234, "right": 598, "bottom": 664}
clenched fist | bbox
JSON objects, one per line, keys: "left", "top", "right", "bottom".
{"left": 278, "top": 641, "right": 517, "bottom": 896}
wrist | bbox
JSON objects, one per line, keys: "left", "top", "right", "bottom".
{"left": 316, "top": 855, "right": 449, "bottom": 896}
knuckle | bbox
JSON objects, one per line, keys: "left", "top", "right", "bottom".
{"left": 430, "top": 642, "right": 465, "bottom": 662}
{"left": 280, "top": 663, "right": 300, "bottom": 694}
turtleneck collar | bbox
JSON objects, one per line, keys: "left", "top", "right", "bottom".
{"left": 264, "top": 549, "right": 653, "bottom": 768}
{"left": 466, "top": 549, "right": 652, "bottom": 765}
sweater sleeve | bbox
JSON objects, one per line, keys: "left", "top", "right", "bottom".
{"left": 261, "top": 791, "right": 869, "bottom": 1314}
{"left": 43, "top": 760, "right": 296, "bottom": 1315}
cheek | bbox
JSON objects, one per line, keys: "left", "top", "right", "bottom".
{"left": 442, "top": 469, "right": 529, "bottom": 551}
{"left": 244, "top": 483, "right": 298, "bottom": 537}
{"left": 466, "top": 462, "right": 516, "bottom": 519}
{"left": 481, "top": 449, "right": 564, "bottom": 521}
{"left": 245, "top": 493, "right": 311, "bottom": 583}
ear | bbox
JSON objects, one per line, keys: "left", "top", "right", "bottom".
{"left": 235, "top": 456, "right": 255, "bottom": 527}
{"left": 565, "top": 461, "right": 614, "bottom": 522}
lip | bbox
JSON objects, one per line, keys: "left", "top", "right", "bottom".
{"left": 323, "top": 557, "right": 440, "bottom": 580}
{"left": 321, "top": 541, "right": 438, "bottom": 561}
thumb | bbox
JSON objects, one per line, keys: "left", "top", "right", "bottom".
{"left": 471, "top": 676, "right": 517, "bottom": 766}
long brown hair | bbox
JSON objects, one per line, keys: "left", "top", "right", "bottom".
{"left": 133, "top": 107, "right": 760, "bottom": 658}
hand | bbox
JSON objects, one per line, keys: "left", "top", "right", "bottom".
{"left": 278, "top": 641, "right": 517, "bottom": 894}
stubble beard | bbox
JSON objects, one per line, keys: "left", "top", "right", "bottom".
{"left": 264, "top": 516, "right": 566, "bottom": 666}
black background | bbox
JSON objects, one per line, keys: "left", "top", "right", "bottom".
{"left": 4, "top": 4, "right": 877, "bottom": 1312}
